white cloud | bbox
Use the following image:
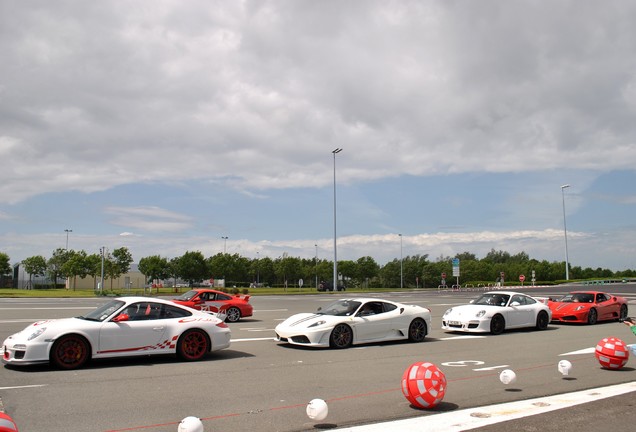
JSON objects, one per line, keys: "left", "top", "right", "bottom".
{"left": 2, "top": 1, "right": 635, "bottom": 272}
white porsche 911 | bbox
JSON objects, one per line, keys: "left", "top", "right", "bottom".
{"left": 275, "top": 298, "right": 431, "bottom": 349}
{"left": 441, "top": 291, "right": 551, "bottom": 335}
{"left": 2, "top": 297, "right": 231, "bottom": 370}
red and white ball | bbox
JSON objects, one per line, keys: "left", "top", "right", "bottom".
{"left": 0, "top": 412, "right": 19, "bottom": 432}
{"left": 401, "top": 362, "right": 447, "bottom": 409}
{"left": 595, "top": 337, "right": 629, "bottom": 369}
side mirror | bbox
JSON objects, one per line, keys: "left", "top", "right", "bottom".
{"left": 113, "top": 313, "right": 129, "bottom": 323}
{"left": 510, "top": 301, "right": 521, "bottom": 307}
{"left": 400, "top": 308, "right": 404, "bottom": 314}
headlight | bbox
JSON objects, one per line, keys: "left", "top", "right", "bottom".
{"left": 28, "top": 327, "right": 47, "bottom": 341}
{"left": 308, "top": 320, "right": 326, "bottom": 328}
{"left": 443, "top": 309, "right": 452, "bottom": 316}
{"left": 574, "top": 306, "right": 585, "bottom": 311}
{"left": 476, "top": 310, "right": 486, "bottom": 318}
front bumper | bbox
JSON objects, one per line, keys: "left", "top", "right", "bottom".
{"left": 2, "top": 337, "right": 51, "bottom": 366}
{"left": 441, "top": 319, "right": 490, "bottom": 333}
{"left": 274, "top": 328, "right": 331, "bottom": 347}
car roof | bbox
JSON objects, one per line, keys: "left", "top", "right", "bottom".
{"left": 114, "top": 296, "right": 178, "bottom": 305}
{"left": 334, "top": 298, "right": 397, "bottom": 304}
{"left": 483, "top": 291, "right": 526, "bottom": 296}
{"left": 191, "top": 288, "right": 223, "bottom": 294}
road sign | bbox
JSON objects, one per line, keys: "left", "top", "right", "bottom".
{"left": 441, "top": 272, "right": 446, "bottom": 279}
{"left": 519, "top": 275, "right": 525, "bottom": 282}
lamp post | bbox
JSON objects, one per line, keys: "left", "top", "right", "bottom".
{"left": 315, "top": 244, "right": 318, "bottom": 290}
{"left": 99, "top": 246, "right": 106, "bottom": 292}
{"left": 221, "top": 236, "right": 228, "bottom": 254}
{"left": 561, "top": 184, "right": 570, "bottom": 281}
{"left": 332, "top": 148, "right": 342, "bottom": 290}
{"left": 256, "top": 251, "right": 260, "bottom": 285}
{"left": 64, "top": 229, "right": 72, "bottom": 250}
{"left": 399, "top": 233, "right": 403, "bottom": 289}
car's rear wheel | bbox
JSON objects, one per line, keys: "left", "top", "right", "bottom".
{"left": 587, "top": 308, "right": 598, "bottom": 325}
{"left": 619, "top": 304, "right": 628, "bottom": 321}
{"left": 329, "top": 324, "right": 353, "bottom": 349}
{"left": 536, "top": 310, "right": 549, "bottom": 330}
{"left": 490, "top": 314, "right": 505, "bottom": 335}
{"left": 50, "top": 334, "right": 90, "bottom": 370}
{"left": 177, "top": 329, "right": 210, "bottom": 361}
{"left": 225, "top": 307, "right": 241, "bottom": 323}
{"left": 408, "top": 318, "right": 428, "bottom": 342}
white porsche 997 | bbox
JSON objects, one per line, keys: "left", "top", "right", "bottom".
{"left": 2, "top": 297, "right": 231, "bottom": 370}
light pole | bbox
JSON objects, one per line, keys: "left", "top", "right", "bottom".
{"left": 221, "top": 236, "right": 228, "bottom": 254}
{"left": 399, "top": 233, "right": 403, "bottom": 289}
{"left": 561, "top": 184, "right": 570, "bottom": 280}
{"left": 64, "top": 229, "right": 72, "bottom": 250}
{"left": 256, "top": 251, "right": 260, "bottom": 285}
{"left": 315, "top": 244, "right": 318, "bottom": 290}
{"left": 99, "top": 246, "right": 106, "bottom": 291}
{"left": 332, "top": 148, "right": 342, "bottom": 290}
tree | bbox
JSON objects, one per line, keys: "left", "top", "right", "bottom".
{"left": 138, "top": 255, "right": 170, "bottom": 287}
{"left": 61, "top": 250, "right": 90, "bottom": 290}
{"left": 48, "top": 248, "right": 72, "bottom": 288}
{"left": 0, "top": 252, "right": 11, "bottom": 276}
{"left": 274, "top": 255, "right": 302, "bottom": 289}
{"left": 84, "top": 253, "right": 102, "bottom": 290}
{"left": 104, "top": 247, "right": 133, "bottom": 289}
{"left": 356, "top": 256, "right": 379, "bottom": 288}
{"left": 337, "top": 260, "right": 357, "bottom": 287}
{"left": 21, "top": 255, "right": 47, "bottom": 289}
{"left": 178, "top": 251, "right": 208, "bottom": 287}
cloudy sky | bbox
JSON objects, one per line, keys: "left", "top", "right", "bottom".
{"left": 2, "top": 0, "right": 636, "bottom": 273}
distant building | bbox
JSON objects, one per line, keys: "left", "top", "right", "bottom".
{"left": 12, "top": 262, "right": 145, "bottom": 291}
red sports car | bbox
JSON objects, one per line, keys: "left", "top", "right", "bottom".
{"left": 548, "top": 291, "right": 628, "bottom": 325}
{"left": 173, "top": 289, "right": 253, "bottom": 323}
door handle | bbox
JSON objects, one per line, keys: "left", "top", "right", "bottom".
{"left": 153, "top": 327, "right": 165, "bottom": 331}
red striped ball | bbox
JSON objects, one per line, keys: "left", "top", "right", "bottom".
{"left": 401, "top": 362, "right": 447, "bottom": 409}
{"left": 595, "top": 337, "right": 629, "bottom": 369}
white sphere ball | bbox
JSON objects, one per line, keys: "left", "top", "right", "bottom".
{"left": 178, "top": 416, "right": 204, "bottom": 432}
{"left": 499, "top": 369, "right": 517, "bottom": 385}
{"left": 558, "top": 360, "right": 573, "bottom": 376}
{"left": 306, "top": 398, "right": 329, "bottom": 421}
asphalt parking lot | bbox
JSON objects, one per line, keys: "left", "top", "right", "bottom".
{"left": 1, "top": 284, "right": 635, "bottom": 431}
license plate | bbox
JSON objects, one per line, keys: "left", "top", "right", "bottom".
{"left": 448, "top": 321, "right": 462, "bottom": 326}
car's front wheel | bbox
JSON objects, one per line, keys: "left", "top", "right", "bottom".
{"left": 50, "top": 334, "right": 90, "bottom": 370}
{"left": 329, "top": 324, "right": 353, "bottom": 349}
{"left": 225, "top": 307, "right": 241, "bottom": 323}
{"left": 587, "top": 308, "right": 598, "bottom": 325}
{"left": 177, "top": 329, "right": 210, "bottom": 361}
{"left": 408, "top": 318, "right": 428, "bottom": 342}
{"left": 536, "top": 310, "right": 549, "bottom": 330}
{"left": 490, "top": 314, "right": 505, "bottom": 335}
{"left": 619, "top": 304, "right": 628, "bottom": 321}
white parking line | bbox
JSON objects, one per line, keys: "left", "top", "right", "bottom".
{"left": 335, "top": 381, "right": 636, "bottom": 431}
{"left": 0, "top": 385, "right": 47, "bottom": 390}
{"left": 560, "top": 347, "right": 595, "bottom": 355}
{"left": 231, "top": 337, "right": 276, "bottom": 342}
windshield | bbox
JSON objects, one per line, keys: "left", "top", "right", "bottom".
{"left": 473, "top": 294, "right": 510, "bottom": 307}
{"left": 176, "top": 290, "right": 198, "bottom": 301}
{"left": 80, "top": 300, "right": 125, "bottom": 322}
{"left": 317, "top": 300, "right": 361, "bottom": 316}
{"left": 559, "top": 293, "right": 594, "bottom": 303}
